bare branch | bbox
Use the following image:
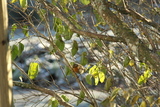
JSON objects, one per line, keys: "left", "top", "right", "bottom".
{"left": 13, "top": 81, "right": 74, "bottom": 107}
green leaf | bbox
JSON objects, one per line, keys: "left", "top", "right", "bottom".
{"left": 123, "top": 56, "right": 130, "bottom": 67}
{"left": 18, "top": 42, "right": 24, "bottom": 56}
{"left": 10, "top": 23, "right": 17, "bottom": 37}
{"left": 65, "top": 66, "right": 71, "bottom": 75}
{"left": 80, "top": 52, "right": 88, "bottom": 66}
{"left": 28, "top": 62, "right": 39, "bottom": 79}
{"left": 22, "top": 25, "right": 29, "bottom": 37}
{"left": 101, "top": 97, "right": 110, "bottom": 106}
{"left": 104, "top": 76, "right": 113, "bottom": 91}
{"left": 63, "top": 26, "right": 73, "bottom": 40}
{"left": 55, "top": 39, "right": 65, "bottom": 51}
{"left": 80, "top": 0, "right": 90, "bottom": 5}
{"left": 61, "top": 95, "right": 69, "bottom": 102}
{"left": 19, "top": 0, "right": 28, "bottom": 11}
{"left": 85, "top": 74, "right": 92, "bottom": 85}
{"left": 96, "top": 39, "right": 103, "bottom": 47}
{"left": 11, "top": 45, "right": 19, "bottom": 60}
{"left": 77, "top": 91, "right": 85, "bottom": 106}
{"left": 71, "top": 40, "right": 78, "bottom": 56}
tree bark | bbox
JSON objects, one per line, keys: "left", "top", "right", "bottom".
{"left": 0, "top": 0, "right": 13, "bottom": 107}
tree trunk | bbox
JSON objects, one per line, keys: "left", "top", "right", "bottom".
{"left": 0, "top": 0, "right": 13, "bottom": 107}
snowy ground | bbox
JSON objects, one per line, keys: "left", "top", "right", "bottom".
{"left": 13, "top": 88, "right": 108, "bottom": 107}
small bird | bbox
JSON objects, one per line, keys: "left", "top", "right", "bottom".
{"left": 72, "top": 63, "right": 85, "bottom": 74}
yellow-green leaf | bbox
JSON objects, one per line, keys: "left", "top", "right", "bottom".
{"left": 61, "top": 95, "right": 69, "bottom": 102}
{"left": 138, "top": 69, "right": 152, "bottom": 85}
{"left": 72, "top": 0, "right": 77, "bottom": 2}
{"left": 22, "top": 25, "right": 29, "bottom": 37}
{"left": 19, "top": 0, "right": 28, "bottom": 11}
{"left": 140, "top": 101, "right": 146, "bottom": 107}
{"left": 80, "top": 0, "right": 90, "bottom": 5}
{"left": 108, "top": 50, "right": 114, "bottom": 58}
{"left": 71, "top": 40, "right": 78, "bottom": 56}
{"left": 11, "top": 23, "right": 17, "bottom": 37}
{"left": 49, "top": 97, "right": 59, "bottom": 107}
{"left": 10, "top": 0, "right": 18, "bottom": 3}
{"left": 28, "top": 62, "right": 39, "bottom": 79}
{"left": 130, "top": 95, "right": 140, "bottom": 105}
{"left": 129, "top": 60, "right": 134, "bottom": 66}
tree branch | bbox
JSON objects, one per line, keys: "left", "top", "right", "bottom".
{"left": 92, "top": 0, "right": 160, "bottom": 71}
{"left": 106, "top": 1, "right": 160, "bottom": 31}
{"left": 38, "top": 0, "right": 126, "bottom": 44}
{"left": 13, "top": 81, "right": 74, "bottom": 107}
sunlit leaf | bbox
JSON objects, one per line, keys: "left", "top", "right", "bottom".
{"left": 146, "top": 96, "right": 154, "bottom": 105}
{"left": 85, "top": 74, "right": 92, "bottom": 85}
{"left": 19, "top": 0, "right": 28, "bottom": 11}
{"left": 123, "top": 56, "right": 130, "bottom": 67}
{"left": 11, "top": 45, "right": 19, "bottom": 60}
{"left": 55, "top": 39, "right": 65, "bottom": 51}
{"left": 28, "top": 62, "right": 39, "bottom": 79}
{"left": 108, "top": 50, "right": 114, "bottom": 58}
{"left": 129, "top": 60, "right": 134, "bottom": 66}
{"left": 99, "top": 71, "right": 105, "bottom": 83}
{"left": 71, "top": 40, "right": 78, "bottom": 56}
{"left": 140, "top": 101, "right": 146, "bottom": 107}
{"left": 130, "top": 95, "right": 140, "bottom": 105}
{"left": 94, "top": 76, "right": 99, "bottom": 85}
{"left": 138, "top": 69, "right": 152, "bottom": 85}
{"left": 77, "top": 91, "right": 85, "bottom": 106}
{"left": 61, "top": 95, "right": 69, "bottom": 102}
{"left": 123, "top": 90, "right": 130, "bottom": 102}
{"left": 155, "top": 97, "right": 160, "bottom": 105}
{"left": 72, "top": 0, "right": 77, "bottom": 2}
{"left": 80, "top": 0, "right": 90, "bottom": 5}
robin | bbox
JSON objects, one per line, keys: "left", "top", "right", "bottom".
{"left": 72, "top": 63, "right": 85, "bottom": 74}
